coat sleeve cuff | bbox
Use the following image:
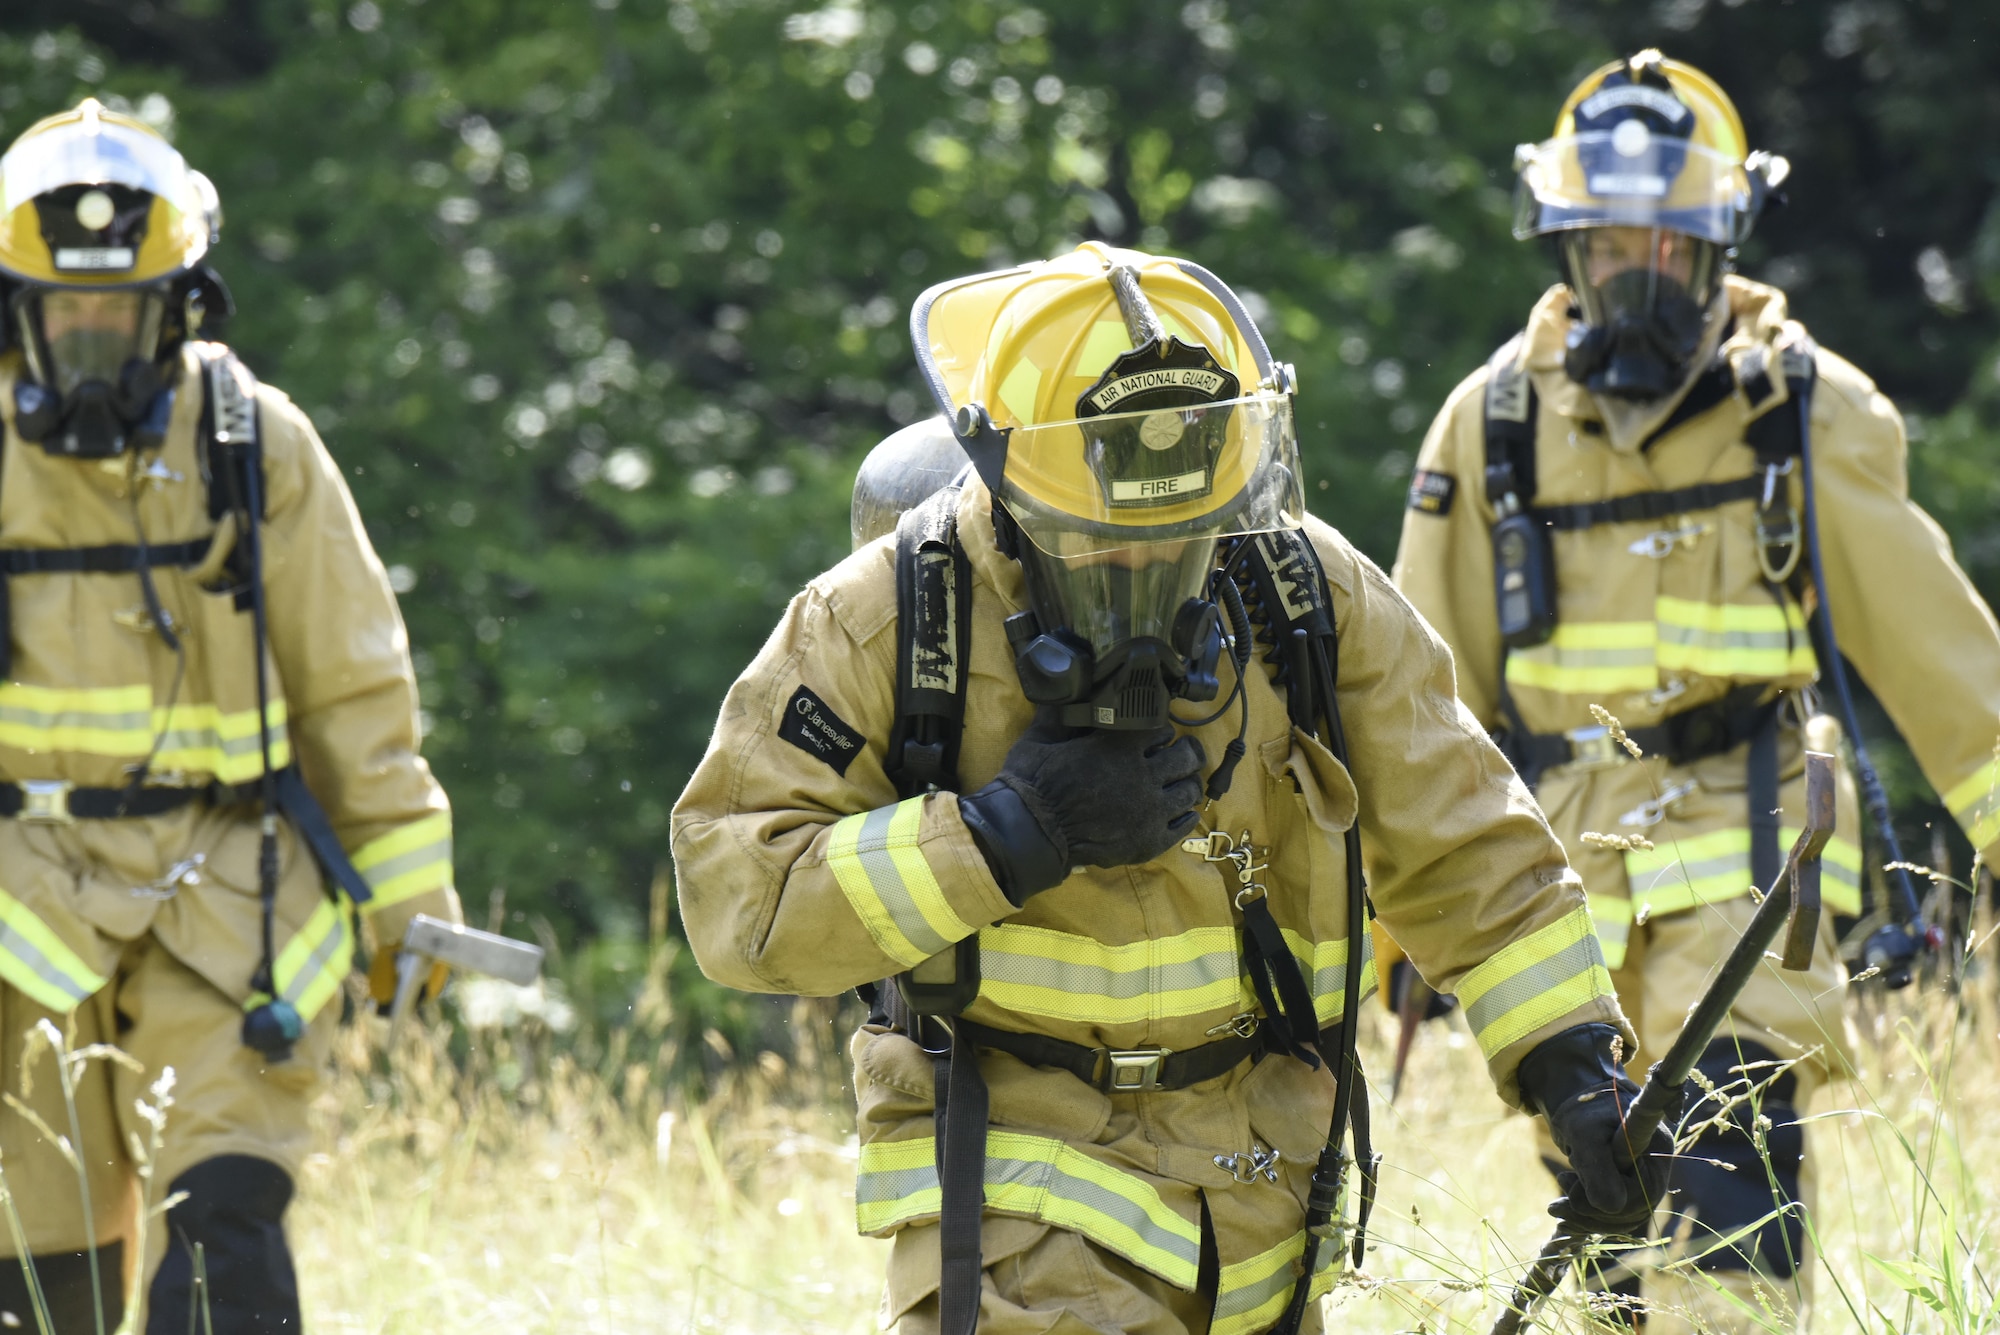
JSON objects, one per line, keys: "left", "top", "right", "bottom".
{"left": 1457, "top": 903, "right": 1634, "bottom": 1108}
{"left": 824, "top": 793, "right": 1017, "bottom": 970}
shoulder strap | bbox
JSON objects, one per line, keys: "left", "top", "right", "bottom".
{"left": 884, "top": 475, "right": 973, "bottom": 800}
{"left": 1742, "top": 337, "right": 1817, "bottom": 463}
{"left": 1482, "top": 333, "right": 1538, "bottom": 512}
{"left": 196, "top": 343, "right": 265, "bottom": 523}
{"left": 190, "top": 344, "right": 266, "bottom": 610}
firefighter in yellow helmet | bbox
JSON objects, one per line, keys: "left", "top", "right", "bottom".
{"left": 0, "top": 100, "right": 459, "bottom": 1331}
{"left": 676, "top": 241, "right": 1662, "bottom": 1334}
{"left": 1393, "top": 50, "right": 2000, "bottom": 1331}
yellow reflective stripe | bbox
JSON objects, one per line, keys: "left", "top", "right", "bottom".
{"left": 978, "top": 923, "right": 1251, "bottom": 1024}
{"left": 1587, "top": 893, "right": 1634, "bottom": 972}
{"left": 1505, "top": 621, "right": 1656, "bottom": 694}
{"left": 0, "top": 684, "right": 291, "bottom": 783}
{"left": 1655, "top": 597, "right": 1816, "bottom": 678}
{"left": 0, "top": 682, "right": 152, "bottom": 751}
{"left": 153, "top": 700, "right": 294, "bottom": 784}
{"left": 250, "top": 896, "right": 353, "bottom": 1023}
{"left": 1504, "top": 599, "right": 1815, "bottom": 698}
{"left": 0, "top": 887, "right": 106, "bottom": 1011}
{"left": 352, "top": 813, "right": 454, "bottom": 912}
{"left": 1280, "top": 928, "right": 1380, "bottom": 1025}
{"left": 1627, "top": 827, "right": 1862, "bottom": 918}
{"left": 854, "top": 1130, "right": 1200, "bottom": 1286}
{"left": 1942, "top": 756, "right": 2000, "bottom": 852}
{"left": 1212, "top": 1230, "right": 1340, "bottom": 1335}
{"left": 1457, "top": 905, "right": 1614, "bottom": 1060}
{"left": 827, "top": 798, "right": 974, "bottom": 969}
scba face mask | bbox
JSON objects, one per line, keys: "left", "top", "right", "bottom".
{"left": 1559, "top": 226, "right": 1721, "bottom": 401}
{"left": 12, "top": 285, "right": 172, "bottom": 457}
{"left": 1006, "top": 535, "right": 1225, "bottom": 731}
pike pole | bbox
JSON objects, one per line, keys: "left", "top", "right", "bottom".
{"left": 1490, "top": 750, "right": 1835, "bottom": 1335}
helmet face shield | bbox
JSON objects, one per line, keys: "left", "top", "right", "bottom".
{"left": 993, "top": 391, "right": 1305, "bottom": 557}
{"left": 0, "top": 99, "right": 216, "bottom": 285}
{"left": 1515, "top": 135, "right": 1754, "bottom": 246}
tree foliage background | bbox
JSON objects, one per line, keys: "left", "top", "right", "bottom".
{"left": 3, "top": 0, "right": 1997, "bottom": 1050}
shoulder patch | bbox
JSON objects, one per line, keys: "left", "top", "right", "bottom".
{"left": 1407, "top": 469, "right": 1456, "bottom": 516}
{"left": 778, "top": 684, "right": 865, "bottom": 776}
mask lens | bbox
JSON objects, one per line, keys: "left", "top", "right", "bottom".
{"left": 1562, "top": 227, "right": 1718, "bottom": 325}
{"left": 1018, "top": 537, "right": 1217, "bottom": 662}
{"left": 38, "top": 290, "right": 149, "bottom": 395}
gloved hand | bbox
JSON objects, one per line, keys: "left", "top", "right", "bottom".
{"left": 368, "top": 948, "right": 451, "bottom": 1010}
{"left": 960, "top": 712, "right": 1206, "bottom": 905}
{"left": 1518, "top": 1023, "right": 1676, "bottom": 1238}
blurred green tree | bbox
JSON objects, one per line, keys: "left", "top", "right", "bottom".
{"left": 0, "top": 0, "right": 1994, "bottom": 1044}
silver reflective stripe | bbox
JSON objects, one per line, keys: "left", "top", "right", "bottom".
{"left": 853, "top": 804, "right": 952, "bottom": 960}
{"left": 1657, "top": 624, "right": 1794, "bottom": 651}
{"left": 979, "top": 948, "right": 1239, "bottom": 1000}
{"left": 1461, "top": 933, "right": 1602, "bottom": 1042}
{"left": 280, "top": 915, "right": 349, "bottom": 1006}
{"left": 0, "top": 918, "right": 93, "bottom": 1006}
{"left": 357, "top": 840, "right": 451, "bottom": 892}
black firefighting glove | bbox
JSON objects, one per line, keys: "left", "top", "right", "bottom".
{"left": 959, "top": 712, "right": 1206, "bottom": 905}
{"left": 1518, "top": 1023, "right": 1677, "bottom": 1238}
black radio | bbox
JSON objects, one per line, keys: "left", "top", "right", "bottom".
{"left": 1487, "top": 463, "right": 1558, "bottom": 648}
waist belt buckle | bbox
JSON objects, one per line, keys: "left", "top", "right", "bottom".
{"left": 1101, "top": 1048, "right": 1171, "bottom": 1093}
{"left": 1564, "top": 726, "right": 1627, "bottom": 772}
{"left": 19, "top": 779, "right": 74, "bottom": 825}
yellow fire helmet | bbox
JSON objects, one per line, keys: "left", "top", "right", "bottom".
{"left": 1513, "top": 50, "right": 1788, "bottom": 247}
{"left": 912, "top": 241, "right": 1305, "bottom": 557}
{"left": 0, "top": 98, "right": 220, "bottom": 288}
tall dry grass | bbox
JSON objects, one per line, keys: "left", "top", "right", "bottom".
{"left": 271, "top": 939, "right": 2000, "bottom": 1334}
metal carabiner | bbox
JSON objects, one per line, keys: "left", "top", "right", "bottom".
{"left": 1627, "top": 522, "right": 1712, "bottom": 559}
{"left": 1618, "top": 781, "right": 1698, "bottom": 830}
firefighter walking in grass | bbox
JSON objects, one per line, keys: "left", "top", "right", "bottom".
{"left": 674, "top": 241, "right": 1671, "bottom": 1334}
{"left": 1392, "top": 50, "right": 2000, "bottom": 1332}
{"left": 0, "top": 101, "right": 459, "bottom": 1331}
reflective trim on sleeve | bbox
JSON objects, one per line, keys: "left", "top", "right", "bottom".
{"left": 245, "top": 895, "right": 354, "bottom": 1023}
{"left": 1655, "top": 597, "right": 1816, "bottom": 680}
{"left": 0, "top": 683, "right": 291, "bottom": 784}
{"left": 827, "top": 798, "right": 977, "bottom": 969}
{"left": 1211, "top": 1229, "right": 1340, "bottom": 1335}
{"left": 1279, "top": 928, "right": 1380, "bottom": 1026}
{"left": 1504, "top": 621, "right": 1657, "bottom": 695}
{"left": 1587, "top": 893, "right": 1634, "bottom": 972}
{"left": 1943, "top": 756, "right": 2000, "bottom": 853}
{"left": 977, "top": 923, "right": 1251, "bottom": 1025}
{"left": 1626, "top": 827, "right": 1862, "bottom": 919}
{"left": 854, "top": 1130, "right": 1200, "bottom": 1287}
{"left": 0, "top": 887, "right": 106, "bottom": 1012}
{"left": 352, "top": 812, "right": 454, "bottom": 912}
{"left": 1456, "top": 905, "right": 1615, "bottom": 1061}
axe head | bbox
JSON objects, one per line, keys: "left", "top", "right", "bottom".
{"left": 1779, "top": 751, "right": 1836, "bottom": 972}
{"left": 401, "top": 914, "right": 546, "bottom": 986}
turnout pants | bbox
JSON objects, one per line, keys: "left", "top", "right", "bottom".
{"left": 0, "top": 805, "right": 337, "bottom": 1334}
